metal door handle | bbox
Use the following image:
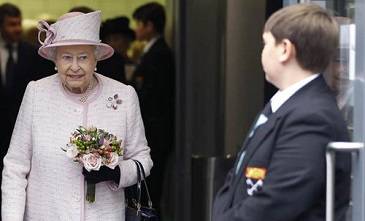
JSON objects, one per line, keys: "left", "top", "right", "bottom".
{"left": 326, "top": 142, "right": 364, "bottom": 221}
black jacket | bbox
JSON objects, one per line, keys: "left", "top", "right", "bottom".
{"left": 213, "top": 75, "right": 351, "bottom": 221}
{"left": 0, "top": 41, "right": 46, "bottom": 154}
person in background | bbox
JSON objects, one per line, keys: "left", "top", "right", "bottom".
{"left": 68, "top": 6, "right": 94, "bottom": 14}
{"left": 101, "top": 16, "right": 135, "bottom": 63}
{"left": 98, "top": 16, "right": 137, "bottom": 83}
{"left": 2, "top": 11, "right": 152, "bottom": 220}
{"left": 0, "top": 3, "right": 48, "bottom": 196}
{"left": 131, "top": 2, "right": 175, "bottom": 217}
{"left": 213, "top": 4, "right": 351, "bottom": 221}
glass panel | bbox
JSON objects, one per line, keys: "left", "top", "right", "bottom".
{"left": 323, "top": 1, "right": 365, "bottom": 221}
{"left": 322, "top": 0, "right": 356, "bottom": 136}
{"left": 306, "top": 2, "right": 364, "bottom": 221}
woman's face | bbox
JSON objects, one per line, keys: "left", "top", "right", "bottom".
{"left": 55, "top": 45, "right": 97, "bottom": 93}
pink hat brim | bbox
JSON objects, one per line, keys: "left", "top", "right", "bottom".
{"left": 38, "top": 40, "right": 114, "bottom": 61}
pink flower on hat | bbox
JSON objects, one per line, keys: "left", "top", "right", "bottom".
{"left": 37, "top": 20, "right": 57, "bottom": 47}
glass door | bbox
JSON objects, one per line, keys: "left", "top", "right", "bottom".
{"left": 325, "top": 1, "right": 365, "bottom": 221}
{"left": 285, "top": 1, "right": 364, "bottom": 221}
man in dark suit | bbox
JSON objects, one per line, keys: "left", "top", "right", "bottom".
{"left": 98, "top": 16, "right": 137, "bottom": 83}
{"left": 131, "top": 2, "right": 175, "bottom": 215}
{"left": 0, "top": 3, "right": 46, "bottom": 217}
{"left": 0, "top": 3, "right": 41, "bottom": 166}
{"left": 213, "top": 4, "right": 351, "bottom": 221}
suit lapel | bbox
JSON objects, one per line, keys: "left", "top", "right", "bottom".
{"left": 241, "top": 116, "right": 278, "bottom": 166}
{"left": 227, "top": 114, "right": 278, "bottom": 209}
{"left": 240, "top": 113, "right": 261, "bottom": 151}
{"left": 231, "top": 106, "right": 269, "bottom": 178}
{"left": 230, "top": 115, "right": 279, "bottom": 191}
{"left": 232, "top": 77, "right": 324, "bottom": 178}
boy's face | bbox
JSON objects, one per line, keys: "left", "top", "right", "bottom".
{"left": 261, "top": 32, "right": 282, "bottom": 86}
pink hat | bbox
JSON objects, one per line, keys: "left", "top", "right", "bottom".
{"left": 37, "top": 11, "right": 114, "bottom": 61}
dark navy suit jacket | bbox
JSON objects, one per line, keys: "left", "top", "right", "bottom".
{"left": 213, "top": 75, "right": 351, "bottom": 221}
{"left": 130, "top": 37, "right": 175, "bottom": 209}
{"left": 0, "top": 41, "right": 42, "bottom": 152}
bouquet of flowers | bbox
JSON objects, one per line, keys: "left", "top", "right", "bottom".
{"left": 62, "top": 126, "right": 123, "bottom": 203}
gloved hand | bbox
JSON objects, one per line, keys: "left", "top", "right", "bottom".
{"left": 82, "top": 166, "right": 120, "bottom": 185}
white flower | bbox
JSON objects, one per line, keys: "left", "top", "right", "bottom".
{"left": 105, "top": 152, "right": 119, "bottom": 169}
{"left": 84, "top": 135, "right": 92, "bottom": 141}
{"left": 82, "top": 154, "right": 102, "bottom": 172}
{"left": 65, "top": 144, "right": 79, "bottom": 159}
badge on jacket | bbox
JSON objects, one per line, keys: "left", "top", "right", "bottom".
{"left": 245, "top": 167, "right": 266, "bottom": 196}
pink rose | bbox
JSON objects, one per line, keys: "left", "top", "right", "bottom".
{"left": 105, "top": 152, "right": 119, "bottom": 169}
{"left": 82, "top": 154, "right": 102, "bottom": 172}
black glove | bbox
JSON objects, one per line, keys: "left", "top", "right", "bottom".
{"left": 82, "top": 166, "right": 120, "bottom": 185}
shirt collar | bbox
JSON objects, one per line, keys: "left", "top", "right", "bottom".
{"left": 143, "top": 36, "right": 160, "bottom": 54}
{"left": 0, "top": 36, "right": 18, "bottom": 49}
{"left": 270, "top": 74, "right": 319, "bottom": 113}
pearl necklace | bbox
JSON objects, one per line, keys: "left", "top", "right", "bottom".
{"left": 79, "top": 79, "right": 94, "bottom": 103}
{"left": 62, "top": 76, "right": 96, "bottom": 103}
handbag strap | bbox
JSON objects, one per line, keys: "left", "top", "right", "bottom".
{"left": 133, "top": 160, "right": 154, "bottom": 209}
{"left": 134, "top": 160, "right": 142, "bottom": 212}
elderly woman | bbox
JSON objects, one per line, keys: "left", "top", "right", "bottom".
{"left": 1, "top": 11, "right": 152, "bottom": 220}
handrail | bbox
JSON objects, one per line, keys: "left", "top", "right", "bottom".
{"left": 326, "top": 142, "right": 364, "bottom": 221}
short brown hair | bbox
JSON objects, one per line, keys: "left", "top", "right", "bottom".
{"left": 0, "top": 3, "right": 21, "bottom": 26}
{"left": 133, "top": 2, "right": 166, "bottom": 34}
{"left": 264, "top": 4, "right": 338, "bottom": 73}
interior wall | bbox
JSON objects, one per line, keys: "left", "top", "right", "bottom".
{"left": 173, "top": 0, "right": 227, "bottom": 219}
{"left": 183, "top": 0, "right": 226, "bottom": 156}
{"left": 224, "top": 0, "right": 266, "bottom": 155}
{"left": 0, "top": 0, "right": 166, "bottom": 28}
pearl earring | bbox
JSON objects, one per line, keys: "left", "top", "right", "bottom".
{"left": 54, "top": 66, "right": 58, "bottom": 71}
{"left": 94, "top": 67, "right": 97, "bottom": 72}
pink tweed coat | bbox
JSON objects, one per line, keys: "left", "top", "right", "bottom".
{"left": 2, "top": 74, "right": 153, "bottom": 221}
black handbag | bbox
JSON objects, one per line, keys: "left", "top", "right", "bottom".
{"left": 125, "top": 160, "right": 159, "bottom": 221}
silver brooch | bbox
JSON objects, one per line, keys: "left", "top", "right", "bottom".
{"left": 106, "top": 94, "right": 122, "bottom": 110}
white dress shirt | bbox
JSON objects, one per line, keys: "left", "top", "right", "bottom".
{"left": 270, "top": 74, "right": 319, "bottom": 113}
{"left": 0, "top": 37, "right": 18, "bottom": 84}
{"left": 142, "top": 36, "right": 160, "bottom": 54}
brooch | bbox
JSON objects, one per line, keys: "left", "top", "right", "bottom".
{"left": 106, "top": 94, "right": 122, "bottom": 110}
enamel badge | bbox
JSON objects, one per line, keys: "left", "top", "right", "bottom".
{"left": 245, "top": 167, "right": 267, "bottom": 196}
{"left": 245, "top": 167, "right": 267, "bottom": 180}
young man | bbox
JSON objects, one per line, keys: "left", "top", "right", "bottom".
{"left": 131, "top": 2, "right": 175, "bottom": 215}
{"left": 0, "top": 3, "right": 41, "bottom": 163}
{"left": 213, "top": 4, "right": 350, "bottom": 221}
{"left": 0, "top": 2, "right": 51, "bottom": 216}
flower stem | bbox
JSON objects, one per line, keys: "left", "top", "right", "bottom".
{"left": 86, "top": 182, "right": 95, "bottom": 203}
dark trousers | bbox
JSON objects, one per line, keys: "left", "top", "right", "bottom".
{"left": 145, "top": 118, "right": 172, "bottom": 210}
{"left": 0, "top": 106, "right": 15, "bottom": 221}
{"left": 125, "top": 117, "right": 173, "bottom": 221}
